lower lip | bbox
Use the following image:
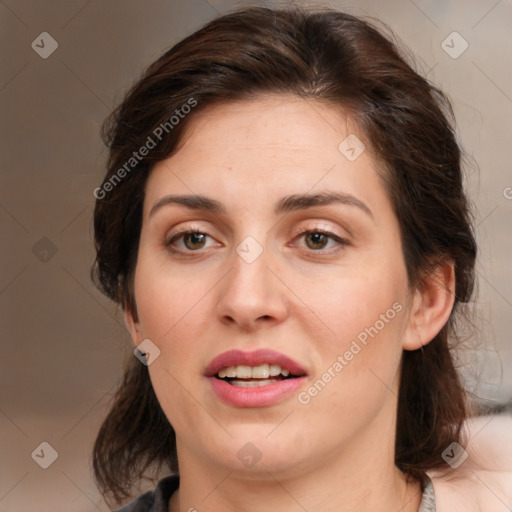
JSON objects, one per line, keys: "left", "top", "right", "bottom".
{"left": 208, "top": 376, "right": 307, "bottom": 407}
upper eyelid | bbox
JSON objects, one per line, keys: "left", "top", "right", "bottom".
{"left": 165, "top": 224, "right": 211, "bottom": 242}
{"left": 165, "top": 222, "right": 345, "bottom": 239}
{"left": 292, "top": 228, "right": 349, "bottom": 248}
{"left": 165, "top": 218, "right": 347, "bottom": 234}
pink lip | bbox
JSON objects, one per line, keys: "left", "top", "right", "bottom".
{"left": 204, "top": 349, "right": 308, "bottom": 408}
{"left": 208, "top": 376, "right": 307, "bottom": 408}
{"left": 204, "top": 349, "right": 307, "bottom": 377}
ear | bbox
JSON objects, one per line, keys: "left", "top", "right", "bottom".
{"left": 123, "top": 306, "right": 144, "bottom": 347}
{"left": 402, "top": 259, "right": 456, "bottom": 351}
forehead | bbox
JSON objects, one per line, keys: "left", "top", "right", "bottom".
{"left": 143, "top": 94, "right": 386, "bottom": 217}
{"left": 176, "top": 94, "right": 363, "bottom": 155}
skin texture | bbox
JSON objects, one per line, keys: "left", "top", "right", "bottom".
{"left": 124, "top": 95, "right": 455, "bottom": 512}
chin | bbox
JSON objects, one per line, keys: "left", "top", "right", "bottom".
{"left": 209, "top": 426, "right": 312, "bottom": 476}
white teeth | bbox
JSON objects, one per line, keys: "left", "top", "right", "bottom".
{"left": 251, "top": 364, "right": 270, "bottom": 378}
{"left": 236, "top": 365, "right": 252, "bottom": 378}
{"left": 269, "top": 364, "right": 281, "bottom": 377}
{"left": 225, "top": 367, "right": 237, "bottom": 378}
{"left": 217, "top": 364, "right": 291, "bottom": 379}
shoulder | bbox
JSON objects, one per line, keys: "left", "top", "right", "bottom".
{"left": 113, "top": 475, "right": 179, "bottom": 512}
{"left": 427, "top": 414, "right": 512, "bottom": 511}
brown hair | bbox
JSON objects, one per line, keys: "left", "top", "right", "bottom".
{"left": 92, "top": 6, "right": 477, "bottom": 504}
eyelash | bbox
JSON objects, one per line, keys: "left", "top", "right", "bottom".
{"left": 165, "top": 226, "right": 349, "bottom": 255}
{"left": 299, "top": 229, "right": 349, "bottom": 251}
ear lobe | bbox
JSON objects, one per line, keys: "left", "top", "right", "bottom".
{"left": 403, "top": 260, "right": 456, "bottom": 351}
{"left": 123, "top": 307, "right": 144, "bottom": 346}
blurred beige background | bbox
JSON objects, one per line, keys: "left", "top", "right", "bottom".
{"left": 1, "top": 0, "right": 511, "bottom": 510}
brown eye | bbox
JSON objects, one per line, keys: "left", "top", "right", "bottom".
{"left": 182, "top": 232, "right": 207, "bottom": 250}
{"left": 295, "top": 229, "right": 349, "bottom": 253}
{"left": 305, "top": 232, "right": 329, "bottom": 250}
{"left": 166, "top": 230, "right": 213, "bottom": 252}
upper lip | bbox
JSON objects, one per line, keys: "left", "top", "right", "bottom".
{"left": 204, "top": 349, "right": 308, "bottom": 377}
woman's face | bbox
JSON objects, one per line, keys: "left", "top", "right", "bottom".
{"left": 127, "top": 95, "right": 417, "bottom": 477}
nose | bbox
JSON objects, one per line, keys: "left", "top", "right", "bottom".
{"left": 215, "top": 244, "right": 288, "bottom": 332}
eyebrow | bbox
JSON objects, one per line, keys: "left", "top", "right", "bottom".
{"left": 149, "top": 191, "right": 373, "bottom": 218}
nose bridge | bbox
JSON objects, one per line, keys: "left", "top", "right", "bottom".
{"left": 229, "top": 236, "right": 274, "bottom": 302}
{"left": 216, "top": 235, "right": 287, "bottom": 328}
{"left": 234, "top": 238, "right": 270, "bottom": 290}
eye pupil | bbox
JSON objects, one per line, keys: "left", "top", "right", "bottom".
{"left": 185, "top": 232, "right": 206, "bottom": 249}
{"left": 306, "top": 232, "right": 327, "bottom": 249}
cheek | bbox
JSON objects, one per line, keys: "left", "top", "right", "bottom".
{"left": 134, "top": 263, "right": 216, "bottom": 430}
{"left": 298, "top": 295, "right": 406, "bottom": 441}
{"left": 304, "top": 269, "right": 408, "bottom": 346}
{"left": 299, "top": 270, "right": 409, "bottom": 411}
{"left": 133, "top": 255, "right": 214, "bottom": 343}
